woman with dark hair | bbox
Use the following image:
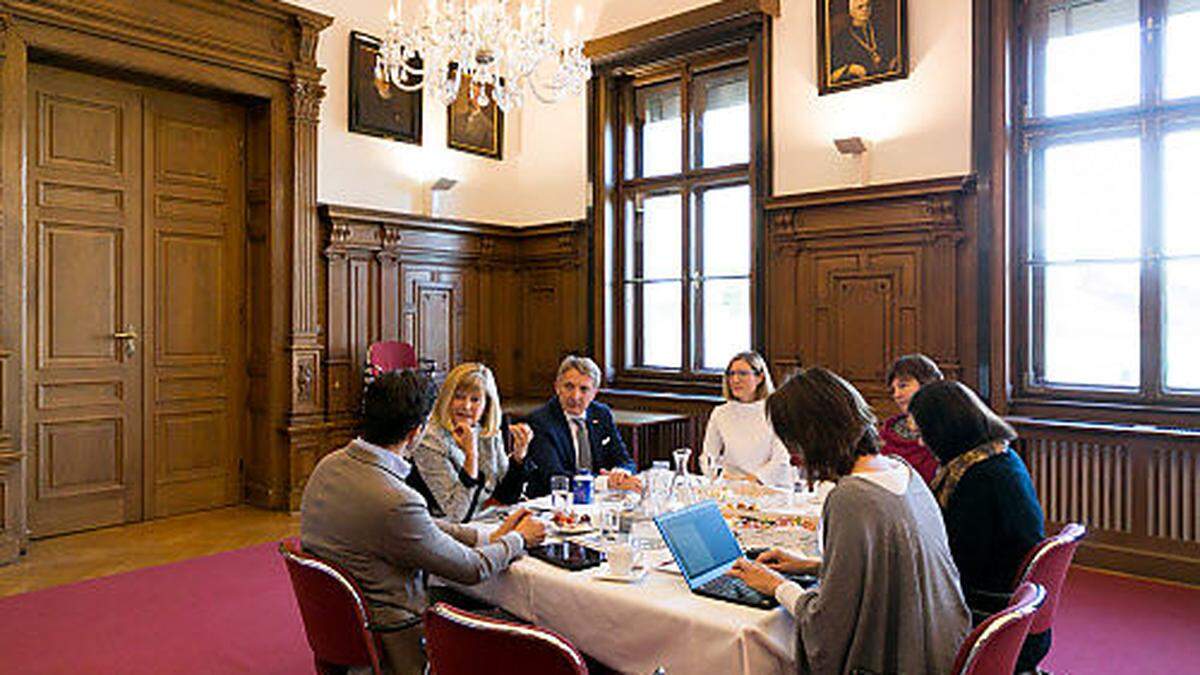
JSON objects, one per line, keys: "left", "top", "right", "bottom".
{"left": 880, "top": 353, "right": 943, "bottom": 484}
{"left": 909, "top": 380, "right": 1048, "bottom": 671}
{"left": 729, "top": 367, "right": 969, "bottom": 675}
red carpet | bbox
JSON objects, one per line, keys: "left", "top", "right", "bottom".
{"left": 0, "top": 542, "right": 312, "bottom": 675}
{"left": 1043, "top": 567, "right": 1200, "bottom": 673}
{"left": 0, "top": 544, "right": 1196, "bottom": 674}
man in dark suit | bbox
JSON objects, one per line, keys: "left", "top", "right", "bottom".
{"left": 301, "top": 370, "right": 545, "bottom": 674}
{"left": 524, "top": 355, "right": 640, "bottom": 498}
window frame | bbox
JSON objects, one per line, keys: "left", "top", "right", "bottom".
{"left": 1012, "top": 0, "right": 1200, "bottom": 407}
{"left": 613, "top": 51, "right": 756, "bottom": 386}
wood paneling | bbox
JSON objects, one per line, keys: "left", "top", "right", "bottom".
{"left": 316, "top": 205, "right": 587, "bottom": 507}
{"left": 26, "top": 65, "right": 144, "bottom": 537}
{"left": 765, "top": 175, "right": 976, "bottom": 411}
{"left": 143, "top": 88, "right": 244, "bottom": 519}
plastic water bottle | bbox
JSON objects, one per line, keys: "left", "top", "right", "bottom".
{"left": 573, "top": 470, "right": 594, "bottom": 505}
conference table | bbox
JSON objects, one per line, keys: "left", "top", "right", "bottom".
{"left": 451, "top": 486, "right": 826, "bottom": 675}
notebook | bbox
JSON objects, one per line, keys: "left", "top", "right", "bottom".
{"left": 654, "top": 500, "right": 812, "bottom": 610}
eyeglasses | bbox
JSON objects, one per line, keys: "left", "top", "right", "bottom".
{"left": 725, "top": 369, "right": 759, "bottom": 379}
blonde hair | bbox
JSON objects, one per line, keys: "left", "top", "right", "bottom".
{"left": 721, "top": 351, "right": 775, "bottom": 401}
{"left": 431, "top": 363, "right": 502, "bottom": 437}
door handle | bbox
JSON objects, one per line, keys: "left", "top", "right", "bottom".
{"left": 114, "top": 324, "right": 138, "bottom": 358}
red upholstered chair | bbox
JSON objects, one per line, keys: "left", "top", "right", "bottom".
{"left": 279, "top": 538, "right": 385, "bottom": 675}
{"left": 952, "top": 582, "right": 1046, "bottom": 675}
{"left": 423, "top": 602, "right": 588, "bottom": 675}
{"left": 367, "top": 341, "right": 418, "bottom": 375}
{"left": 1014, "top": 523, "right": 1086, "bottom": 638}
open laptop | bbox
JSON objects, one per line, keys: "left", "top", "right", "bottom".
{"left": 654, "top": 500, "right": 814, "bottom": 610}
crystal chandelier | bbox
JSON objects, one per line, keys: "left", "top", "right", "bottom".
{"left": 375, "top": 0, "right": 592, "bottom": 112}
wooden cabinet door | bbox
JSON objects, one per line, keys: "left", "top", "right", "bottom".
{"left": 142, "top": 88, "right": 245, "bottom": 518}
{"left": 26, "top": 65, "right": 145, "bottom": 536}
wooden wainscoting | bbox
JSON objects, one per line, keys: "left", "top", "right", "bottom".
{"left": 314, "top": 205, "right": 587, "bottom": 507}
{"left": 764, "top": 176, "right": 979, "bottom": 411}
{"left": 1011, "top": 418, "right": 1200, "bottom": 584}
{"left": 598, "top": 391, "right": 722, "bottom": 470}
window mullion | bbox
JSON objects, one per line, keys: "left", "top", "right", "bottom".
{"left": 1142, "top": 118, "right": 1165, "bottom": 400}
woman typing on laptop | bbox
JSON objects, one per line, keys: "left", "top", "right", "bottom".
{"left": 728, "top": 367, "right": 970, "bottom": 675}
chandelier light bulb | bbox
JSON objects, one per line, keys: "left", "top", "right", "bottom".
{"left": 377, "top": 0, "right": 591, "bottom": 111}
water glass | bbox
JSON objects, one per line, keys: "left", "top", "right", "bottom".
{"left": 550, "top": 475, "right": 573, "bottom": 512}
{"left": 629, "top": 517, "right": 662, "bottom": 550}
{"left": 599, "top": 505, "right": 621, "bottom": 542}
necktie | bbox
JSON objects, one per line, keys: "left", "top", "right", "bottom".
{"left": 572, "top": 418, "right": 592, "bottom": 472}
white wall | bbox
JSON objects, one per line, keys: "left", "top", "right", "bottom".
{"left": 293, "top": 0, "right": 972, "bottom": 224}
{"left": 291, "top": 0, "right": 589, "bottom": 225}
{"left": 772, "top": 0, "right": 973, "bottom": 193}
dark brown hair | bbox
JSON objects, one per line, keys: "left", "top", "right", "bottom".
{"left": 908, "top": 380, "right": 1016, "bottom": 464}
{"left": 766, "top": 367, "right": 880, "bottom": 483}
{"left": 361, "top": 370, "right": 437, "bottom": 447}
{"left": 885, "top": 353, "right": 944, "bottom": 387}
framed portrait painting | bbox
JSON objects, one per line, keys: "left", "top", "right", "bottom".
{"left": 446, "top": 79, "right": 504, "bottom": 160}
{"left": 817, "top": 0, "right": 908, "bottom": 95}
{"left": 348, "top": 30, "right": 422, "bottom": 144}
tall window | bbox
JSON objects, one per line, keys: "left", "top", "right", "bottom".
{"left": 617, "top": 56, "right": 755, "bottom": 379}
{"left": 1018, "top": 0, "right": 1200, "bottom": 401}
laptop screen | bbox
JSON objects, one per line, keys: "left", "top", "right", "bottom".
{"left": 654, "top": 501, "right": 743, "bottom": 583}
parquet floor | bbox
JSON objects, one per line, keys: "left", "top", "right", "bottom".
{"left": 0, "top": 505, "right": 299, "bottom": 598}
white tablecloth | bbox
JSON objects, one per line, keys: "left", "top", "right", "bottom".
{"left": 451, "top": 485, "right": 832, "bottom": 674}
{"left": 451, "top": 540, "right": 798, "bottom": 675}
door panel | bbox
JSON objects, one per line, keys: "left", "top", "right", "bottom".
{"left": 27, "top": 65, "right": 144, "bottom": 537}
{"left": 143, "top": 88, "right": 245, "bottom": 518}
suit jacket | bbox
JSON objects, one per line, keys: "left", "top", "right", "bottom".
{"left": 299, "top": 439, "right": 526, "bottom": 630}
{"left": 523, "top": 398, "right": 635, "bottom": 498}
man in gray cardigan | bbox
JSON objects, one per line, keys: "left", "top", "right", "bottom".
{"left": 301, "top": 370, "right": 545, "bottom": 675}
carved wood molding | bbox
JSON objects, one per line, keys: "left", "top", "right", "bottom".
{"left": 319, "top": 203, "right": 586, "bottom": 266}
{"left": 1, "top": 0, "right": 331, "bottom": 81}
{"left": 767, "top": 176, "right": 975, "bottom": 249}
{"left": 766, "top": 174, "right": 976, "bottom": 210}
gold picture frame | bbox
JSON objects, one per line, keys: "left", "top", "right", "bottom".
{"left": 817, "top": 0, "right": 909, "bottom": 95}
{"left": 446, "top": 78, "right": 504, "bottom": 160}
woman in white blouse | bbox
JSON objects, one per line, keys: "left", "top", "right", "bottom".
{"left": 701, "top": 351, "right": 792, "bottom": 487}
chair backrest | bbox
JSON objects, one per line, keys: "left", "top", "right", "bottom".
{"left": 1015, "top": 522, "right": 1086, "bottom": 634}
{"left": 423, "top": 602, "right": 588, "bottom": 675}
{"left": 367, "top": 341, "right": 418, "bottom": 372}
{"left": 279, "top": 538, "right": 383, "bottom": 674}
{"left": 952, "top": 582, "right": 1046, "bottom": 675}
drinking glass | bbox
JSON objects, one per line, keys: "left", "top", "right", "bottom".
{"left": 599, "top": 505, "right": 621, "bottom": 542}
{"left": 700, "top": 452, "right": 724, "bottom": 483}
{"left": 629, "top": 517, "right": 662, "bottom": 550}
{"left": 550, "top": 475, "right": 573, "bottom": 512}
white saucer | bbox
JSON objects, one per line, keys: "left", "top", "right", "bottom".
{"left": 592, "top": 563, "right": 647, "bottom": 583}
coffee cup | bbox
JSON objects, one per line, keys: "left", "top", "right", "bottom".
{"left": 607, "top": 542, "right": 642, "bottom": 577}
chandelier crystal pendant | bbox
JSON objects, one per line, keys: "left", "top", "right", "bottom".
{"left": 375, "top": 0, "right": 592, "bottom": 113}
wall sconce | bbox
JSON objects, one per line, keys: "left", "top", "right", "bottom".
{"left": 424, "top": 177, "right": 459, "bottom": 216}
{"left": 833, "top": 136, "right": 870, "bottom": 186}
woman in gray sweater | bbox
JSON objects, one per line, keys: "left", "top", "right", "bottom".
{"left": 407, "top": 363, "right": 533, "bottom": 522}
{"left": 730, "top": 367, "right": 970, "bottom": 674}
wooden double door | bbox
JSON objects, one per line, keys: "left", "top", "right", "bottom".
{"left": 26, "top": 65, "right": 247, "bottom": 537}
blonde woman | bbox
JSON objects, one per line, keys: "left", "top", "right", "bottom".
{"left": 408, "top": 363, "right": 534, "bottom": 522}
{"left": 701, "top": 351, "right": 792, "bottom": 486}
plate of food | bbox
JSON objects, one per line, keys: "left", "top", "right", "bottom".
{"left": 550, "top": 510, "right": 594, "bottom": 535}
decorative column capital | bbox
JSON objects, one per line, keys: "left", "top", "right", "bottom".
{"left": 290, "top": 77, "right": 325, "bottom": 124}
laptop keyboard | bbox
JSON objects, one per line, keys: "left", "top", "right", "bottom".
{"left": 695, "top": 575, "right": 779, "bottom": 609}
